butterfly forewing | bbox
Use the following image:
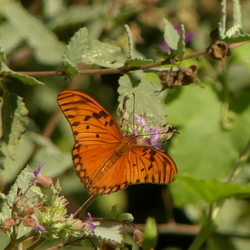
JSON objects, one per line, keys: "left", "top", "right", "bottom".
{"left": 57, "top": 89, "right": 124, "bottom": 144}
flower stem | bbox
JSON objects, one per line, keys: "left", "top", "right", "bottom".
{"left": 4, "top": 230, "right": 37, "bottom": 250}
{"left": 73, "top": 194, "right": 98, "bottom": 219}
{"left": 26, "top": 238, "right": 46, "bottom": 250}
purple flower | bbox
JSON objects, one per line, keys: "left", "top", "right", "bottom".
{"left": 30, "top": 163, "right": 52, "bottom": 187}
{"left": 134, "top": 114, "right": 147, "bottom": 126}
{"left": 134, "top": 114, "right": 151, "bottom": 132}
{"left": 132, "top": 130, "right": 139, "bottom": 137}
{"left": 146, "top": 128, "right": 161, "bottom": 150}
{"left": 35, "top": 224, "right": 45, "bottom": 232}
{"left": 30, "top": 163, "right": 45, "bottom": 186}
{"left": 85, "top": 213, "right": 96, "bottom": 235}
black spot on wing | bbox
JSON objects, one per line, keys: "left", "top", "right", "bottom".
{"left": 92, "top": 112, "right": 102, "bottom": 119}
{"left": 149, "top": 155, "right": 155, "bottom": 162}
{"left": 109, "top": 120, "right": 114, "bottom": 126}
{"left": 73, "top": 131, "right": 79, "bottom": 136}
{"left": 148, "top": 163, "right": 153, "bottom": 171}
{"left": 84, "top": 115, "right": 91, "bottom": 121}
{"left": 99, "top": 110, "right": 108, "bottom": 118}
{"left": 71, "top": 122, "right": 80, "bottom": 126}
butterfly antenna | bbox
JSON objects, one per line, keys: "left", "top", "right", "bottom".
{"left": 132, "top": 93, "right": 135, "bottom": 130}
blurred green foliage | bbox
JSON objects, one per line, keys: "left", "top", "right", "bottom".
{"left": 0, "top": 0, "right": 250, "bottom": 249}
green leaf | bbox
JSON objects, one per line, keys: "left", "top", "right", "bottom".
{"left": 232, "top": 0, "right": 242, "bottom": 30}
{"left": 0, "top": 22, "right": 23, "bottom": 54}
{"left": 218, "top": 0, "right": 227, "bottom": 38}
{"left": 2, "top": 92, "right": 29, "bottom": 156}
{"left": 63, "top": 59, "right": 80, "bottom": 75}
{"left": 0, "top": 135, "right": 34, "bottom": 180}
{"left": 0, "top": 96, "right": 3, "bottom": 139}
{"left": 165, "top": 84, "right": 250, "bottom": 207}
{"left": 118, "top": 74, "right": 166, "bottom": 124}
{"left": 81, "top": 40, "right": 121, "bottom": 67}
{"left": 0, "top": 62, "right": 44, "bottom": 86}
{"left": 176, "top": 24, "right": 186, "bottom": 59}
{"left": 126, "top": 58, "right": 153, "bottom": 67}
{"left": 113, "top": 6, "right": 141, "bottom": 23}
{"left": 218, "top": 0, "right": 249, "bottom": 42}
{"left": 142, "top": 217, "right": 158, "bottom": 250}
{"left": 124, "top": 24, "right": 133, "bottom": 59}
{"left": 28, "top": 133, "right": 72, "bottom": 178}
{"left": 94, "top": 225, "right": 123, "bottom": 244}
{"left": 47, "top": 5, "right": 102, "bottom": 30}
{"left": 172, "top": 174, "right": 250, "bottom": 205}
{"left": 222, "top": 34, "right": 250, "bottom": 44}
{"left": 43, "top": 0, "right": 66, "bottom": 19}
{"left": 63, "top": 27, "right": 90, "bottom": 72}
{"left": 108, "top": 205, "right": 134, "bottom": 222}
{"left": 165, "top": 85, "right": 249, "bottom": 180}
{"left": 63, "top": 27, "right": 122, "bottom": 68}
{"left": 2, "top": 2, "right": 65, "bottom": 65}
{"left": 206, "top": 234, "right": 237, "bottom": 250}
{"left": 225, "top": 24, "right": 242, "bottom": 38}
{"left": 0, "top": 166, "right": 43, "bottom": 225}
{"left": 163, "top": 18, "right": 179, "bottom": 51}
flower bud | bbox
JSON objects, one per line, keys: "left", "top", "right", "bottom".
{"left": 24, "top": 206, "right": 34, "bottom": 215}
{"left": 133, "top": 229, "right": 143, "bottom": 245}
{"left": 21, "top": 215, "right": 44, "bottom": 232}
{"left": 72, "top": 221, "right": 85, "bottom": 230}
{"left": 22, "top": 215, "right": 39, "bottom": 228}
{"left": 5, "top": 218, "right": 15, "bottom": 228}
{"left": 36, "top": 173, "right": 53, "bottom": 187}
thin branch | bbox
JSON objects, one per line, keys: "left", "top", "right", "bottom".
{"left": 1, "top": 49, "right": 208, "bottom": 78}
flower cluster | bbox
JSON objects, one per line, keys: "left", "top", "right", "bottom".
{"left": 124, "top": 114, "right": 176, "bottom": 150}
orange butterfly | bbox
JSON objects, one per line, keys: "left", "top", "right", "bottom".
{"left": 57, "top": 89, "right": 177, "bottom": 195}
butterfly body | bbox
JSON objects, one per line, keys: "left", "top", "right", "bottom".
{"left": 58, "top": 89, "right": 177, "bottom": 195}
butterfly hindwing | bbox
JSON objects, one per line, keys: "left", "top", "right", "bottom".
{"left": 127, "top": 146, "right": 177, "bottom": 185}
{"left": 58, "top": 89, "right": 124, "bottom": 144}
{"left": 73, "top": 142, "right": 130, "bottom": 195}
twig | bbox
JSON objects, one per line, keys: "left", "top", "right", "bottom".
{"left": 1, "top": 49, "right": 208, "bottom": 78}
